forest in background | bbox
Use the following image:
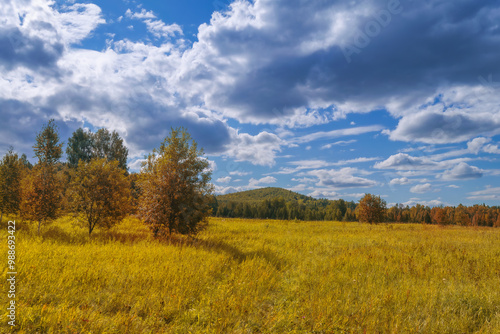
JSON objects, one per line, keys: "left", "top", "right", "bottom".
{"left": 212, "top": 187, "right": 500, "bottom": 227}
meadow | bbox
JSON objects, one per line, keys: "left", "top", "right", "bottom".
{"left": 2, "top": 216, "right": 500, "bottom": 333}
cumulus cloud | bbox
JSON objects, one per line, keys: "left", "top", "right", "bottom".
{"left": 182, "top": 0, "right": 500, "bottom": 134}
{"left": 125, "top": 8, "right": 182, "bottom": 38}
{"left": 402, "top": 198, "right": 444, "bottom": 207}
{"left": 0, "top": 26, "right": 63, "bottom": 72}
{"left": 439, "top": 162, "right": 483, "bottom": 181}
{"left": 467, "top": 137, "right": 491, "bottom": 154}
{"left": 248, "top": 176, "right": 277, "bottom": 187}
{"left": 374, "top": 153, "right": 439, "bottom": 170}
{"left": 389, "top": 109, "right": 500, "bottom": 144}
{"left": 224, "top": 131, "right": 282, "bottom": 166}
{"left": 216, "top": 176, "right": 231, "bottom": 183}
{"left": 308, "top": 190, "right": 340, "bottom": 200}
{"left": 410, "top": 183, "right": 434, "bottom": 194}
{"left": 308, "top": 168, "right": 377, "bottom": 189}
{"left": 214, "top": 185, "right": 245, "bottom": 195}
{"left": 465, "top": 137, "right": 500, "bottom": 155}
{"left": 3, "top": 0, "right": 500, "bottom": 171}
{"left": 389, "top": 177, "right": 410, "bottom": 185}
{"left": 483, "top": 144, "right": 500, "bottom": 154}
{"left": 467, "top": 187, "right": 500, "bottom": 201}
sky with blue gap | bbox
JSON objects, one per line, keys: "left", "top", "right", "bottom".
{"left": 1, "top": 0, "right": 500, "bottom": 206}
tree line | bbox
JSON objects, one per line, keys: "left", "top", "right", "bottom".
{"left": 0, "top": 120, "right": 212, "bottom": 236}
{"left": 212, "top": 197, "right": 357, "bottom": 221}
{"left": 213, "top": 194, "right": 500, "bottom": 227}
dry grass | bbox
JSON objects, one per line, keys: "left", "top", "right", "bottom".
{"left": 1, "top": 216, "right": 500, "bottom": 333}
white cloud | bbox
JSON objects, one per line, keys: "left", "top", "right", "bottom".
{"left": 308, "top": 168, "right": 377, "bottom": 189}
{"left": 248, "top": 176, "right": 277, "bottom": 187}
{"left": 410, "top": 183, "right": 433, "bottom": 194}
{"left": 389, "top": 177, "right": 410, "bottom": 185}
{"left": 125, "top": 8, "right": 156, "bottom": 19}
{"left": 289, "top": 157, "right": 379, "bottom": 171}
{"left": 229, "top": 171, "right": 252, "bottom": 176}
{"left": 467, "top": 187, "right": 500, "bottom": 201}
{"left": 374, "top": 153, "right": 439, "bottom": 170}
{"left": 291, "top": 177, "right": 316, "bottom": 183}
{"left": 439, "top": 162, "right": 483, "bottom": 181}
{"left": 216, "top": 176, "right": 231, "bottom": 183}
{"left": 402, "top": 198, "right": 444, "bottom": 207}
{"left": 388, "top": 94, "right": 500, "bottom": 145}
{"left": 467, "top": 137, "right": 491, "bottom": 154}
{"left": 483, "top": 144, "right": 500, "bottom": 154}
{"left": 288, "top": 160, "right": 331, "bottom": 170}
{"left": 321, "top": 139, "right": 356, "bottom": 149}
{"left": 125, "top": 8, "right": 182, "bottom": 38}
{"left": 224, "top": 130, "right": 282, "bottom": 166}
{"left": 295, "top": 126, "right": 383, "bottom": 144}
{"left": 214, "top": 185, "right": 246, "bottom": 195}
{"left": 308, "top": 190, "right": 340, "bottom": 199}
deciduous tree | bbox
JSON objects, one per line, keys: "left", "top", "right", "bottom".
{"left": 139, "top": 128, "right": 213, "bottom": 236}
{"left": 66, "top": 128, "right": 128, "bottom": 171}
{"left": 93, "top": 128, "right": 128, "bottom": 171}
{"left": 357, "top": 193, "right": 387, "bottom": 224}
{"left": 66, "top": 128, "right": 94, "bottom": 168}
{"left": 0, "top": 147, "right": 24, "bottom": 222}
{"left": 69, "top": 158, "right": 131, "bottom": 236}
{"left": 21, "top": 120, "right": 63, "bottom": 234}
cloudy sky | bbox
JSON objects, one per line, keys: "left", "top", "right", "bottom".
{"left": 2, "top": 0, "right": 500, "bottom": 206}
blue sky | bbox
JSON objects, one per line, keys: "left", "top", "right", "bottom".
{"left": 1, "top": 0, "right": 500, "bottom": 206}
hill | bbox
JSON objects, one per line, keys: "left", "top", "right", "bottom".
{"left": 214, "top": 187, "right": 357, "bottom": 221}
{"left": 216, "top": 187, "right": 314, "bottom": 204}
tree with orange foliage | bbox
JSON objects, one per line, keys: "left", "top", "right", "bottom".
{"left": 20, "top": 120, "right": 63, "bottom": 234}
{"left": 431, "top": 207, "right": 447, "bottom": 225}
{"left": 69, "top": 158, "right": 131, "bottom": 236}
{"left": 356, "top": 193, "right": 387, "bottom": 224}
{"left": 138, "top": 128, "right": 213, "bottom": 236}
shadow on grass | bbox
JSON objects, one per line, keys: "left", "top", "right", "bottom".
{"left": 17, "top": 217, "right": 285, "bottom": 271}
{"left": 164, "top": 235, "right": 286, "bottom": 271}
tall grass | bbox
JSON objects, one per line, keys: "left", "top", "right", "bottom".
{"left": 2, "top": 217, "right": 500, "bottom": 333}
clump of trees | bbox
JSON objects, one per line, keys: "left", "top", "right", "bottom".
{"left": 66, "top": 128, "right": 128, "bottom": 171}
{"left": 0, "top": 121, "right": 213, "bottom": 237}
{"left": 386, "top": 203, "right": 500, "bottom": 227}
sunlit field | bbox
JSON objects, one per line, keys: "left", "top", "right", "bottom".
{"left": 2, "top": 216, "right": 500, "bottom": 333}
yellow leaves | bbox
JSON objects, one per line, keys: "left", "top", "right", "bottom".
{"left": 70, "top": 158, "right": 131, "bottom": 236}
{"left": 138, "top": 128, "right": 212, "bottom": 236}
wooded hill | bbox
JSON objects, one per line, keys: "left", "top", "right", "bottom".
{"left": 212, "top": 187, "right": 500, "bottom": 227}
{"left": 212, "top": 187, "right": 357, "bottom": 221}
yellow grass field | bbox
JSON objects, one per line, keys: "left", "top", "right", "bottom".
{"left": 2, "top": 216, "right": 500, "bottom": 333}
